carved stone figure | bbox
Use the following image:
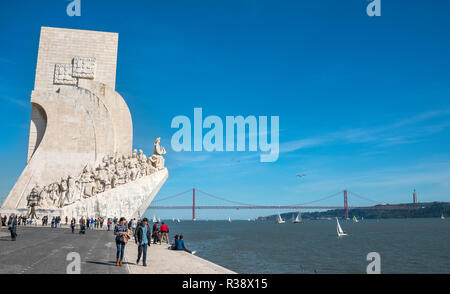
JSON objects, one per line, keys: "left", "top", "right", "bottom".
{"left": 149, "top": 137, "right": 166, "bottom": 170}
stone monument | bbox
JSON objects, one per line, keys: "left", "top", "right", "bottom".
{"left": 0, "top": 27, "right": 168, "bottom": 220}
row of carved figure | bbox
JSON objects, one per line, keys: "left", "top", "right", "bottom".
{"left": 26, "top": 138, "right": 166, "bottom": 209}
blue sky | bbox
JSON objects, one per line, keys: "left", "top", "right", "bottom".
{"left": 1, "top": 0, "right": 450, "bottom": 219}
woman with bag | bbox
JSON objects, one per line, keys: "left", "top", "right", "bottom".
{"left": 114, "top": 217, "right": 130, "bottom": 266}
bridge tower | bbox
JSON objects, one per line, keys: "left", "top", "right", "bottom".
{"left": 193, "top": 188, "right": 196, "bottom": 220}
{"left": 344, "top": 190, "right": 349, "bottom": 219}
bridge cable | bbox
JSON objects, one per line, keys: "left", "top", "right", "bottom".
{"left": 291, "top": 191, "right": 343, "bottom": 206}
{"left": 347, "top": 191, "right": 382, "bottom": 205}
{"left": 151, "top": 189, "right": 192, "bottom": 203}
{"left": 195, "top": 189, "right": 257, "bottom": 206}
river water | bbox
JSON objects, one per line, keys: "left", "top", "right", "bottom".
{"left": 143, "top": 217, "right": 450, "bottom": 273}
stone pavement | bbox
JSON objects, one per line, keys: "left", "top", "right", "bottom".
{"left": 124, "top": 240, "right": 236, "bottom": 274}
{"left": 0, "top": 226, "right": 127, "bottom": 274}
{"left": 0, "top": 226, "right": 235, "bottom": 274}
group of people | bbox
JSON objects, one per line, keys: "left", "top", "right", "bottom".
{"left": 113, "top": 217, "right": 195, "bottom": 267}
{"left": 69, "top": 216, "right": 115, "bottom": 233}
{"left": 1, "top": 214, "right": 32, "bottom": 227}
{"left": 0, "top": 213, "right": 18, "bottom": 241}
{"left": 1, "top": 212, "right": 195, "bottom": 268}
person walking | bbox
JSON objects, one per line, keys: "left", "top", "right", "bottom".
{"left": 114, "top": 217, "right": 130, "bottom": 267}
{"left": 107, "top": 218, "right": 112, "bottom": 231}
{"left": 135, "top": 218, "right": 151, "bottom": 266}
{"left": 7, "top": 214, "right": 18, "bottom": 241}
{"left": 160, "top": 222, "right": 169, "bottom": 244}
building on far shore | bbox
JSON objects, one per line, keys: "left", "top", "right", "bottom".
{"left": 413, "top": 189, "right": 418, "bottom": 204}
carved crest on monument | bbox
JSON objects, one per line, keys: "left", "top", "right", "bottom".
{"left": 53, "top": 63, "right": 77, "bottom": 85}
{"left": 72, "top": 56, "right": 96, "bottom": 79}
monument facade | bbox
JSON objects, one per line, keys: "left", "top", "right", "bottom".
{"left": 0, "top": 27, "right": 168, "bottom": 220}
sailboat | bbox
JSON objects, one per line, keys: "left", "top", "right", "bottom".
{"left": 336, "top": 218, "right": 347, "bottom": 237}
{"left": 228, "top": 217, "right": 232, "bottom": 223}
{"left": 352, "top": 216, "right": 359, "bottom": 223}
{"left": 293, "top": 212, "right": 303, "bottom": 223}
{"left": 152, "top": 216, "right": 157, "bottom": 223}
{"left": 176, "top": 218, "right": 181, "bottom": 223}
{"left": 441, "top": 214, "right": 445, "bottom": 220}
{"left": 158, "top": 217, "right": 161, "bottom": 223}
{"left": 276, "top": 213, "right": 285, "bottom": 224}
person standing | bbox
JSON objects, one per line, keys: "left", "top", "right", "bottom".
{"left": 107, "top": 218, "right": 112, "bottom": 231}
{"left": 79, "top": 216, "right": 86, "bottom": 234}
{"left": 160, "top": 222, "right": 169, "bottom": 244}
{"left": 114, "top": 217, "right": 130, "bottom": 267}
{"left": 8, "top": 214, "right": 18, "bottom": 241}
{"left": 131, "top": 218, "right": 137, "bottom": 236}
{"left": 70, "top": 217, "right": 76, "bottom": 233}
{"left": 135, "top": 218, "right": 151, "bottom": 266}
{"left": 152, "top": 221, "right": 159, "bottom": 244}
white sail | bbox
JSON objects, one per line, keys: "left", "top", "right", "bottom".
{"left": 228, "top": 217, "right": 232, "bottom": 222}
{"left": 152, "top": 216, "right": 157, "bottom": 223}
{"left": 293, "top": 212, "right": 302, "bottom": 223}
{"left": 336, "top": 218, "right": 347, "bottom": 237}
{"left": 276, "top": 213, "right": 285, "bottom": 224}
{"left": 441, "top": 214, "right": 445, "bottom": 219}
{"left": 158, "top": 217, "right": 161, "bottom": 223}
{"left": 177, "top": 218, "right": 181, "bottom": 223}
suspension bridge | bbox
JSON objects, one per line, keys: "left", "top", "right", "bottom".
{"left": 149, "top": 188, "right": 415, "bottom": 220}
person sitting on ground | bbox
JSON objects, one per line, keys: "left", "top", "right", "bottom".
{"left": 175, "top": 235, "right": 196, "bottom": 255}
{"left": 169, "top": 235, "right": 178, "bottom": 250}
{"left": 135, "top": 218, "right": 151, "bottom": 267}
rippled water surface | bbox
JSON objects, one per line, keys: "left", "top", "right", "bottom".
{"left": 144, "top": 218, "right": 450, "bottom": 273}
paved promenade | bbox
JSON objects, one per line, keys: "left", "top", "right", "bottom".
{"left": 0, "top": 226, "right": 126, "bottom": 274}
{"left": 124, "top": 241, "right": 235, "bottom": 274}
{"left": 0, "top": 226, "right": 235, "bottom": 274}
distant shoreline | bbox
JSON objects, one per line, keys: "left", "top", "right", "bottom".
{"left": 258, "top": 201, "right": 450, "bottom": 221}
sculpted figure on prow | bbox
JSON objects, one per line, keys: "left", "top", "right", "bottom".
{"left": 24, "top": 138, "right": 166, "bottom": 209}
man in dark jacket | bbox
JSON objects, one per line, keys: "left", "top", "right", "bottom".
{"left": 135, "top": 218, "right": 151, "bottom": 266}
{"left": 8, "top": 214, "right": 18, "bottom": 241}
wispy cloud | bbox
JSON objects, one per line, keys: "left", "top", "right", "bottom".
{"left": 280, "top": 109, "right": 450, "bottom": 153}
{"left": 0, "top": 57, "right": 16, "bottom": 65}
{"left": 0, "top": 95, "right": 28, "bottom": 108}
